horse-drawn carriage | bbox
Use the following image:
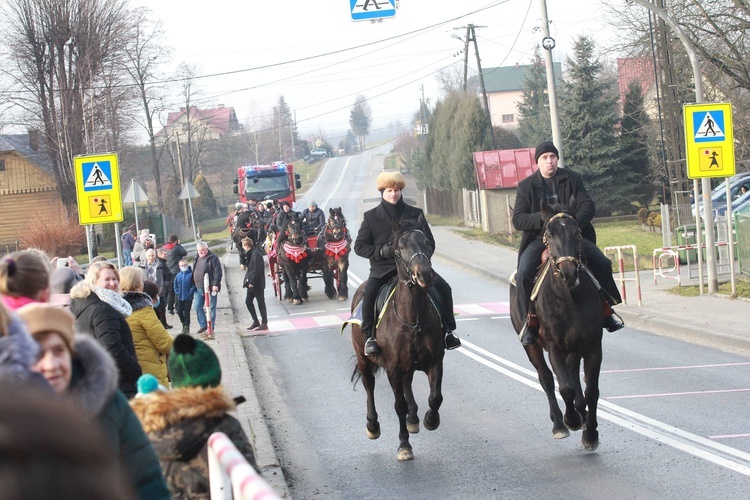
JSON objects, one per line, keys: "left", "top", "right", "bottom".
{"left": 266, "top": 207, "right": 350, "bottom": 304}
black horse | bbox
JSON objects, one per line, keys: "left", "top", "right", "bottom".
{"left": 319, "top": 207, "right": 350, "bottom": 301}
{"left": 233, "top": 211, "right": 263, "bottom": 268}
{"left": 349, "top": 224, "right": 445, "bottom": 461}
{"left": 277, "top": 213, "right": 310, "bottom": 305}
{"left": 509, "top": 197, "right": 603, "bottom": 451}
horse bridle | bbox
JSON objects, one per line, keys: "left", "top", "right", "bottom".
{"left": 542, "top": 213, "right": 582, "bottom": 278}
{"left": 394, "top": 229, "right": 432, "bottom": 286}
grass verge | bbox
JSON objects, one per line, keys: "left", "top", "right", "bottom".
{"left": 668, "top": 275, "right": 750, "bottom": 298}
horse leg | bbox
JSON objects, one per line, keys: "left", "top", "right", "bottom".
{"left": 299, "top": 265, "right": 309, "bottom": 301}
{"left": 387, "top": 371, "right": 413, "bottom": 461}
{"left": 567, "top": 353, "right": 587, "bottom": 427}
{"left": 358, "top": 356, "right": 380, "bottom": 440}
{"left": 403, "top": 371, "right": 420, "bottom": 434}
{"left": 581, "top": 348, "right": 602, "bottom": 451}
{"left": 287, "top": 268, "right": 302, "bottom": 305}
{"left": 282, "top": 270, "right": 293, "bottom": 300}
{"left": 322, "top": 262, "right": 335, "bottom": 300}
{"left": 338, "top": 260, "right": 349, "bottom": 300}
{"left": 524, "top": 344, "right": 568, "bottom": 438}
{"left": 423, "top": 360, "right": 444, "bottom": 431}
{"left": 548, "top": 347, "right": 582, "bottom": 433}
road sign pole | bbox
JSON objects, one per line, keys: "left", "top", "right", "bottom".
{"left": 85, "top": 227, "right": 93, "bottom": 264}
{"left": 114, "top": 223, "right": 123, "bottom": 269}
{"left": 188, "top": 192, "right": 197, "bottom": 242}
{"left": 726, "top": 182, "right": 736, "bottom": 296}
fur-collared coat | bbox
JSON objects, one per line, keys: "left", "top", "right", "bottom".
{"left": 0, "top": 310, "right": 49, "bottom": 389}
{"left": 69, "top": 281, "right": 141, "bottom": 398}
{"left": 130, "top": 386, "right": 259, "bottom": 499}
{"left": 70, "top": 334, "right": 170, "bottom": 500}
{"left": 123, "top": 292, "right": 173, "bottom": 387}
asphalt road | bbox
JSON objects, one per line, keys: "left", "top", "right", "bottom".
{"left": 225, "top": 149, "right": 750, "bottom": 499}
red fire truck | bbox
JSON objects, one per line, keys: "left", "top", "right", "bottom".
{"left": 232, "top": 161, "right": 301, "bottom": 207}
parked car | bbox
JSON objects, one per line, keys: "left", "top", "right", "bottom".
{"left": 694, "top": 172, "right": 750, "bottom": 215}
{"left": 310, "top": 148, "right": 328, "bottom": 158}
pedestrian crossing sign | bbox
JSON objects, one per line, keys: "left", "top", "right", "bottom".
{"left": 350, "top": 0, "right": 396, "bottom": 22}
{"left": 684, "top": 102, "right": 735, "bottom": 179}
{"left": 74, "top": 152, "right": 123, "bottom": 225}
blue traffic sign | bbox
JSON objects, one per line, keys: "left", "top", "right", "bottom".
{"left": 81, "top": 160, "right": 114, "bottom": 192}
{"left": 691, "top": 110, "right": 726, "bottom": 144}
{"left": 350, "top": 0, "right": 396, "bottom": 22}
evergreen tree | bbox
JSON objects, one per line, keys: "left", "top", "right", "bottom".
{"left": 516, "top": 49, "right": 552, "bottom": 147}
{"left": 349, "top": 95, "right": 371, "bottom": 151}
{"left": 620, "top": 81, "right": 658, "bottom": 211}
{"left": 559, "top": 35, "right": 626, "bottom": 215}
{"left": 493, "top": 126, "right": 524, "bottom": 150}
{"left": 192, "top": 172, "right": 217, "bottom": 221}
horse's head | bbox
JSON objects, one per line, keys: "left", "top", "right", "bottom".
{"left": 542, "top": 196, "right": 582, "bottom": 288}
{"left": 285, "top": 214, "right": 305, "bottom": 246}
{"left": 394, "top": 223, "right": 434, "bottom": 288}
{"left": 326, "top": 208, "right": 347, "bottom": 241}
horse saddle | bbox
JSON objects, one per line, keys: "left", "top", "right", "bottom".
{"left": 340, "top": 277, "right": 444, "bottom": 335}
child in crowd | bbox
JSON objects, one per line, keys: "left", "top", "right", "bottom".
{"left": 173, "top": 259, "right": 196, "bottom": 335}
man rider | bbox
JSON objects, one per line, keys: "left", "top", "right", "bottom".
{"left": 513, "top": 141, "right": 624, "bottom": 345}
{"left": 354, "top": 171, "right": 461, "bottom": 356}
{"left": 301, "top": 200, "right": 326, "bottom": 236}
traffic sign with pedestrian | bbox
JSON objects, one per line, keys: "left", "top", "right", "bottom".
{"left": 74, "top": 152, "right": 123, "bottom": 225}
{"left": 350, "top": 0, "right": 396, "bottom": 22}
{"left": 684, "top": 102, "right": 735, "bottom": 179}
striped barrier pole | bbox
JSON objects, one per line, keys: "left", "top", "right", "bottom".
{"left": 208, "top": 432, "right": 279, "bottom": 500}
{"left": 604, "top": 245, "right": 642, "bottom": 306}
{"left": 204, "top": 273, "right": 214, "bottom": 338}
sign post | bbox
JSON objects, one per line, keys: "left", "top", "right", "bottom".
{"left": 74, "top": 153, "right": 123, "bottom": 264}
{"left": 123, "top": 179, "right": 149, "bottom": 235}
{"left": 179, "top": 181, "right": 200, "bottom": 242}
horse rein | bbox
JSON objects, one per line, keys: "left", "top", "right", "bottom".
{"left": 542, "top": 212, "right": 582, "bottom": 278}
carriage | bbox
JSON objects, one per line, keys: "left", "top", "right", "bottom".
{"left": 267, "top": 208, "right": 350, "bottom": 303}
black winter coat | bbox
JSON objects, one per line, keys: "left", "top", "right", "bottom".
{"left": 192, "top": 251, "right": 223, "bottom": 291}
{"left": 354, "top": 200, "right": 435, "bottom": 279}
{"left": 69, "top": 285, "right": 142, "bottom": 398}
{"left": 243, "top": 247, "right": 266, "bottom": 290}
{"left": 165, "top": 243, "right": 188, "bottom": 275}
{"left": 512, "top": 168, "right": 597, "bottom": 261}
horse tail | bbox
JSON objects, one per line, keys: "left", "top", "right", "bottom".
{"left": 350, "top": 358, "right": 380, "bottom": 388}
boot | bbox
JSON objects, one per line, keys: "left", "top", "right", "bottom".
{"left": 518, "top": 311, "right": 539, "bottom": 346}
{"left": 247, "top": 320, "right": 261, "bottom": 331}
{"left": 182, "top": 325, "right": 189, "bottom": 335}
{"left": 256, "top": 323, "right": 269, "bottom": 331}
{"left": 364, "top": 337, "right": 382, "bottom": 356}
{"left": 445, "top": 331, "right": 461, "bottom": 350}
{"left": 602, "top": 299, "right": 625, "bottom": 332}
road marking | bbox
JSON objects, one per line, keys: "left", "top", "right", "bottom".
{"left": 601, "top": 361, "right": 750, "bottom": 374}
{"left": 711, "top": 433, "right": 750, "bottom": 440}
{"left": 459, "top": 339, "right": 750, "bottom": 477}
{"left": 289, "top": 310, "right": 325, "bottom": 316}
{"left": 320, "top": 158, "right": 352, "bottom": 211}
{"left": 607, "top": 388, "right": 750, "bottom": 400}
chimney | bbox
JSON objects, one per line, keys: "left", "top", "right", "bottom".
{"left": 28, "top": 129, "right": 39, "bottom": 151}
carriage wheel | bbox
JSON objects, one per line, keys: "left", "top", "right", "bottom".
{"left": 273, "top": 262, "right": 283, "bottom": 301}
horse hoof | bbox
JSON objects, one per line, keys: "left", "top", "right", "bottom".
{"left": 582, "top": 437, "right": 599, "bottom": 451}
{"left": 338, "top": 296, "right": 347, "bottom": 301}
{"left": 553, "top": 428, "right": 570, "bottom": 439}
{"left": 406, "top": 421, "right": 420, "bottom": 434}
{"left": 397, "top": 448, "right": 414, "bottom": 461}
{"left": 286, "top": 298, "right": 293, "bottom": 303}
{"left": 423, "top": 410, "right": 440, "bottom": 431}
{"left": 293, "top": 299, "right": 302, "bottom": 305}
{"left": 366, "top": 426, "right": 380, "bottom": 440}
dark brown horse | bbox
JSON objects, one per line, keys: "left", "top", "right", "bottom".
{"left": 509, "top": 197, "right": 603, "bottom": 451}
{"left": 233, "top": 211, "right": 263, "bottom": 268}
{"left": 277, "top": 213, "right": 310, "bottom": 305}
{"left": 319, "top": 207, "right": 350, "bottom": 301}
{"left": 350, "top": 224, "right": 445, "bottom": 461}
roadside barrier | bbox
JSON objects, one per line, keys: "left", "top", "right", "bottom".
{"left": 208, "top": 432, "right": 279, "bottom": 500}
{"left": 652, "top": 248, "right": 681, "bottom": 286}
{"left": 604, "top": 245, "right": 642, "bottom": 305}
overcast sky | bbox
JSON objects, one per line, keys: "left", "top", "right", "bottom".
{"left": 130, "top": 0, "right": 621, "bottom": 142}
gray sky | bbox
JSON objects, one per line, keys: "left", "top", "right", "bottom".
{"left": 133, "top": 0, "right": 620, "bottom": 141}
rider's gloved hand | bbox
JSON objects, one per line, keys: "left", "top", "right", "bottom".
{"left": 379, "top": 242, "right": 393, "bottom": 259}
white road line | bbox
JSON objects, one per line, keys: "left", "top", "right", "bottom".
{"left": 320, "top": 158, "right": 352, "bottom": 211}
{"left": 459, "top": 339, "right": 750, "bottom": 477}
{"left": 289, "top": 310, "right": 325, "bottom": 316}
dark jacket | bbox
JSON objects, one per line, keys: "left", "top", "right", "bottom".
{"left": 70, "top": 334, "right": 170, "bottom": 500}
{"left": 139, "top": 258, "right": 167, "bottom": 296}
{"left": 130, "top": 386, "right": 259, "bottom": 499}
{"left": 273, "top": 209, "right": 298, "bottom": 232}
{"left": 165, "top": 242, "right": 188, "bottom": 275}
{"left": 0, "top": 310, "right": 50, "bottom": 390}
{"left": 122, "top": 232, "right": 136, "bottom": 252}
{"left": 69, "top": 282, "right": 142, "bottom": 398}
{"left": 243, "top": 246, "right": 266, "bottom": 290}
{"left": 174, "top": 267, "right": 197, "bottom": 301}
{"left": 157, "top": 256, "right": 172, "bottom": 296}
{"left": 193, "top": 250, "right": 222, "bottom": 291}
{"left": 301, "top": 207, "right": 326, "bottom": 232}
{"left": 354, "top": 200, "right": 435, "bottom": 279}
{"left": 512, "top": 168, "right": 597, "bottom": 260}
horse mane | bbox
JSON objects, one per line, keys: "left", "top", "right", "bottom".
{"left": 541, "top": 195, "right": 577, "bottom": 224}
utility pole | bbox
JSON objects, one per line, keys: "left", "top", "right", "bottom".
{"left": 174, "top": 131, "right": 189, "bottom": 226}
{"left": 453, "top": 24, "right": 496, "bottom": 149}
{"left": 538, "top": 0, "right": 564, "bottom": 167}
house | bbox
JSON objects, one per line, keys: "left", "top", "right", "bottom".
{"left": 0, "top": 131, "right": 65, "bottom": 248}
{"left": 156, "top": 105, "right": 241, "bottom": 141}
{"left": 481, "top": 63, "right": 563, "bottom": 130}
{"left": 617, "top": 56, "right": 656, "bottom": 114}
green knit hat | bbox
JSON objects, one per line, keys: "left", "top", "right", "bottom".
{"left": 167, "top": 334, "right": 222, "bottom": 388}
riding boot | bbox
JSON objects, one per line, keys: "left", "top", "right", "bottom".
{"left": 518, "top": 310, "right": 539, "bottom": 346}
{"left": 602, "top": 298, "right": 625, "bottom": 332}
{"left": 362, "top": 325, "right": 382, "bottom": 356}
{"left": 247, "top": 320, "right": 261, "bottom": 331}
{"left": 445, "top": 331, "right": 461, "bottom": 350}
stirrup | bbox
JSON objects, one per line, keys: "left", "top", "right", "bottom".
{"left": 518, "top": 323, "right": 538, "bottom": 346}
{"left": 445, "top": 332, "right": 461, "bottom": 350}
{"left": 364, "top": 338, "right": 381, "bottom": 356}
{"left": 604, "top": 311, "right": 625, "bottom": 332}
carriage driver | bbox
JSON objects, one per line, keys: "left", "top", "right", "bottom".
{"left": 513, "top": 141, "right": 624, "bottom": 346}
{"left": 301, "top": 200, "right": 326, "bottom": 236}
{"left": 354, "top": 171, "right": 461, "bottom": 356}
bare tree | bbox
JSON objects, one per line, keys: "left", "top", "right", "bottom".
{"left": 2, "top": 0, "right": 131, "bottom": 214}
{"left": 122, "top": 7, "right": 171, "bottom": 212}
{"left": 349, "top": 95, "right": 371, "bottom": 152}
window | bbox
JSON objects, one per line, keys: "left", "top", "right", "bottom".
{"left": 0, "top": 159, "right": 5, "bottom": 171}
{"left": 502, "top": 114, "right": 514, "bottom": 124}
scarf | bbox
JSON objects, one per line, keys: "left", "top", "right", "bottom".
{"left": 381, "top": 195, "right": 405, "bottom": 221}
{"left": 91, "top": 286, "right": 132, "bottom": 318}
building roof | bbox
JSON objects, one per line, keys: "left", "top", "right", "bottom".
{"left": 482, "top": 63, "right": 563, "bottom": 93}
{"left": 617, "top": 56, "right": 655, "bottom": 106}
{"left": 158, "top": 105, "right": 240, "bottom": 138}
{"left": 0, "top": 133, "right": 55, "bottom": 176}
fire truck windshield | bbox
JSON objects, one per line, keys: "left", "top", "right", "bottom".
{"left": 244, "top": 171, "right": 290, "bottom": 200}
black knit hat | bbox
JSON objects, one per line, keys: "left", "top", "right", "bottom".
{"left": 167, "top": 334, "right": 222, "bottom": 388}
{"left": 534, "top": 141, "right": 559, "bottom": 164}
